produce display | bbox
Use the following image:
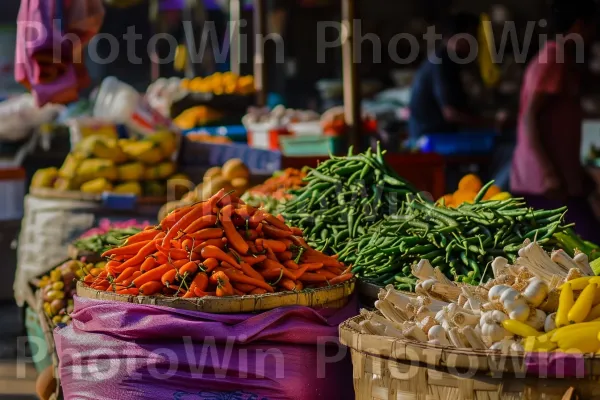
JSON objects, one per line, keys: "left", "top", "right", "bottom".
{"left": 31, "top": 132, "right": 185, "bottom": 197}
{"left": 160, "top": 158, "right": 251, "bottom": 219}
{"left": 283, "top": 146, "right": 417, "bottom": 254}
{"left": 84, "top": 189, "right": 353, "bottom": 297}
{"left": 181, "top": 73, "right": 254, "bottom": 96}
{"left": 36, "top": 260, "right": 101, "bottom": 327}
{"left": 243, "top": 105, "right": 320, "bottom": 126}
{"left": 73, "top": 226, "right": 144, "bottom": 256}
{"left": 242, "top": 168, "right": 308, "bottom": 213}
{"left": 354, "top": 242, "right": 600, "bottom": 354}
{"left": 343, "top": 190, "right": 571, "bottom": 289}
{"left": 438, "top": 174, "right": 510, "bottom": 207}
{"left": 173, "top": 106, "right": 224, "bottom": 130}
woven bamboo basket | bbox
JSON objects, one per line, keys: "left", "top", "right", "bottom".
{"left": 77, "top": 278, "right": 356, "bottom": 313}
{"left": 35, "top": 291, "right": 62, "bottom": 400}
{"left": 340, "top": 315, "right": 600, "bottom": 399}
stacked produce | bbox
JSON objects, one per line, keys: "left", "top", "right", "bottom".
{"left": 181, "top": 73, "right": 254, "bottom": 95}
{"left": 243, "top": 105, "right": 320, "bottom": 126}
{"left": 84, "top": 189, "right": 352, "bottom": 297}
{"left": 73, "top": 226, "right": 144, "bottom": 257}
{"left": 31, "top": 132, "right": 186, "bottom": 197}
{"left": 159, "top": 158, "right": 251, "bottom": 219}
{"left": 283, "top": 146, "right": 417, "bottom": 254}
{"left": 343, "top": 190, "right": 571, "bottom": 289}
{"left": 242, "top": 168, "right": 308, "bottom": 213}
{"left": 354, "top": 242, "right": 600, "bottom": 354}
{"left": 36, "top": 260, "right": 101, "bottom": 327}
{"left": 438, "top": 174, "right": 511, "bottom": 207}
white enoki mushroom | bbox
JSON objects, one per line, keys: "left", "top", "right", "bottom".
{"left": 461, "top": 326, "right": 487, "bottom": 350}
{"left": 402, "top": 325, "right": 428, "bottom": 342}
{"left": 448, "top": 327, "right": 467, "bottom": 348}
{"left": 412, "top": 259, "right": 436, "bottom": 281}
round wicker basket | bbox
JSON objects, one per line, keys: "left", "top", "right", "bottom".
{"left": 340, "top": 314, "right": 600, "bottom": 399}
{"left": 77, "top": 278, "right": 356, "bottom": 313}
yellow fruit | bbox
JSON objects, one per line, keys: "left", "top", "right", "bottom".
{"left": 551, "top": 322, "right": 600, "bottom": 342}
{"left": 569, "top": 283, "right": 598, "bottom": 323}
{"left": 490, "top": 192, "right": 512, "bottom": 201}
{"left": 204, "top": 167, "right": 222, "bottom": 180}
{"left": 523, "top": 335, "right": 558, "bottom": 352}
{"left": 556, "top": 283, "right": 575, "bottom": 327}
{"left": 148, "top": 131, "right": 178, "bottom": 157}
{"left": 502, "top": 319, "right": 543, "bottom": 338}
{"left": 453, "top": 190, "right": 478, "bottom": 206}
{"left": 586, "top": 303, "right": 600, "bottom": 321}
{"left": 77, "top": 159, "right": 118, "bottom": 182}
{"left": 437, "top": 194, "right": 454, "bottom": 207}
{"left": 113, "top": 182, "right": 142, "bottom": 196}
{"left": 483, "top": 184, "right": 502, "bottom": 200}
{"left": 80, "top": 178, "right": 113, "bottom": 194}
{"left": 144, "top": 161, "right": 176, "bottom": 180}
{"left": 201, "top": 177, "right": 233, "bottom": 200}
{"left": 458, "top": 174, "right": 483, "bottom": 192}
{"left": 54, "top": 178, "right": 77, "bottom": 191}
{"left": 222, "top": 159, "right": 250, "bottom": 181}
{"left": 31, "top": 168, "right": 58, "bottom": 188}
{"left": 560, "top": 276, "right": 595, "bottom": 291}
{"left": 117, "top": 162, "right": 145, "bottom": 181}
{"left": 59, "top": 153, "right": 84, "bottom": 179}
{"left": 557, "top": 327, "right": 600, "bottom": 353}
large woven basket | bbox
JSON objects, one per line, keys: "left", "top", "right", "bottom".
{"left": 340, "top": 315, "right": 600, "bottom": 399}
{"left": 77, "top": 278, "right": 355, "bottom": 313}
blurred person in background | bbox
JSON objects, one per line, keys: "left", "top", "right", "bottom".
{"left": 408, "top": 12, "right": 507, "bottom": 143}
{"left": 511, "top": 0, "right": 599, "bottom": 242}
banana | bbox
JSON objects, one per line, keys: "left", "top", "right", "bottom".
{"left": 113, "top": 182, "right": 142, "bottom": 196}
{"left": 80, "top": 178, "right": 113, "bottom": 194}
{"left": 117, "top": 162, "right": 145, "bottom": 181}
{"left": 59, "top": 153, "right": 84, "bottom": 179}
{"left": 144, "top": 161, "right": 176, "bottom": 180}
{"left": 31, "top": 168, "right": 58, "bottom": 188}
{"left": 147, "top": 131, "right": 178, "bottom": 157}
{"left": 77, "top": 159, "right": 118, "bottom": 182}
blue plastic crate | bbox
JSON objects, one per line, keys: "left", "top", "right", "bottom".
{"left": 420, "top": 132, "right": 497, "bottom": 155}
{"left": 183, "top": 125, "right": 248, "bottom": 143}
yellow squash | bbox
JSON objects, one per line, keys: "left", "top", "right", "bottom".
{"left": 502, "top": 320, "right": 543, "bottom": 338}
{"left": 557, "top": 326, "right": 600, "bottom": 353}
{"left": 560, "top": 276, "right": 595, "bottom": 291}
{"left": 113, "top": 182, "right": 142, "bottom": 196}
{"left": 568, "top": 283, "right": 597, "bottom": 323}
{"left": 556, "top": 283, "right": 575, "bottom": 327}
{"left": 31, "top": 168, "right": 58, "bottom": 188}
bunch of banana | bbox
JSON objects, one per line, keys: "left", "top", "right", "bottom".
{"left": 31, "top": 131, "right": 184, "bottom": 197}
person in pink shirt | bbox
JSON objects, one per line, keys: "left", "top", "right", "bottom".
{"left": 511, "top": 0, "right": 599, "bottom": 242}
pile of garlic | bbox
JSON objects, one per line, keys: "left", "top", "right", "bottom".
{"left": 353, "top": 240, "right": 594, "bottom": 352}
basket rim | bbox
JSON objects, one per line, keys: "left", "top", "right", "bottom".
{"left": 339, "top": 314, "right": 600, "bottom": 377}
{"left": 77, "top": 278, "right": 356, "bottom": 313}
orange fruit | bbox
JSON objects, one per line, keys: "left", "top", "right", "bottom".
{"left": 437, "top": 194, "right": 454, "bottom": 207}
{"left": 483, "top": 185, "right": 502, "bottom": 200}
{"left": 458, "top": 174, "right": 483, "bottom": 193}
{"left": 453, "top": 190, "right": 478, "bottom": 206}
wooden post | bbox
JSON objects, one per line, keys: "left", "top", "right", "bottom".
{"left": 230, "top": 0, "right": 242, "bottom": 76}
{"left": 342, "top": 0, "right": 361, "bottom": 149}
{"left": 253, "top": 0, "right": 268, "bottom": 107}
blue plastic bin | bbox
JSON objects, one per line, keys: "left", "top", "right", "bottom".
{"left": 420, "top": 132, "right": 497, "bottom": 155}
{"left": 183, "top": 125, "right": 248, "bottom": 143}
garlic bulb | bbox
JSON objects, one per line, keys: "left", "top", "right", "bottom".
{"left": 525, "top": 308, "right": 546, "bottom": 331}
{"left": 499, "top": 288, "right": 530, "bottom": 321}
{"left": 480, "top": 310, "right": 510, "bottom": 343}
{"left": 428, "top": 325, "right": 450, "bottom": 346}
{"left": 523, "top": 278, "right": 548, "bottom": 307}
{"left": 544, "top": 313, "right": 557, "bottom": 332}
{"left": 490, "top": 339, "right": 516, "bottom": 351}
{"left": 488, "top": 285, "right": 512, "bottom": 302}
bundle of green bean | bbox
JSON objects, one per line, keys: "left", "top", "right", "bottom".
{"left": 283, "top": 145, "right": 417, "bottom": 253}
{"left": 340, "top": 192, "right": 571, "bottom": 290}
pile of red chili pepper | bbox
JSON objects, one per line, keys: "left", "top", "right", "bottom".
{"left": 83, "top": 189, "right": 353, "bottom": 297}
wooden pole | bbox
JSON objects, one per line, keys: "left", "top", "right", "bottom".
{"left": 341, "top": 0, "right": 361, "bottom": 149}
{"left": 253, "top": 0, "right": 268, "bottom": 107}
{"left": 229, "top": 0, "right": 242, "bottom": 76}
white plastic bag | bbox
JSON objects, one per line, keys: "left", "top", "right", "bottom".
{"left": 0, "top": 94, "right": 63, "bottom": 142}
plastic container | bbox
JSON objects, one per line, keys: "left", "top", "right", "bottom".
{"left": 93, "top": 77, "right": 174, "bottom": 136}
{"left": 419, "top": 132, "right": 496, "bottom": 155}
{"left": 288, "top": 121, "right": 323, "bottom": 136}
{"left": 247, "top": 123, "right": 290, "bottom": 150}
{"left": 279, "top": 136, "right": 341, "bottom": 156}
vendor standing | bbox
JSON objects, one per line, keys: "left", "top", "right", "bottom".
{"left": 409, "top": 13, "right": 503, "bottom": 142}
{"left": 511, "top": 0, "right": 599, "bottom": 243}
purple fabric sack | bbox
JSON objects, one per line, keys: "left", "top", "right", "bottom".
{"left": 55, "top": 296, "right": 357, "bottom": 400}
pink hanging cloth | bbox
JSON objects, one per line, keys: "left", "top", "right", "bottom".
{"left": 15, "top": 0, "right": 104, "bottom": 106}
